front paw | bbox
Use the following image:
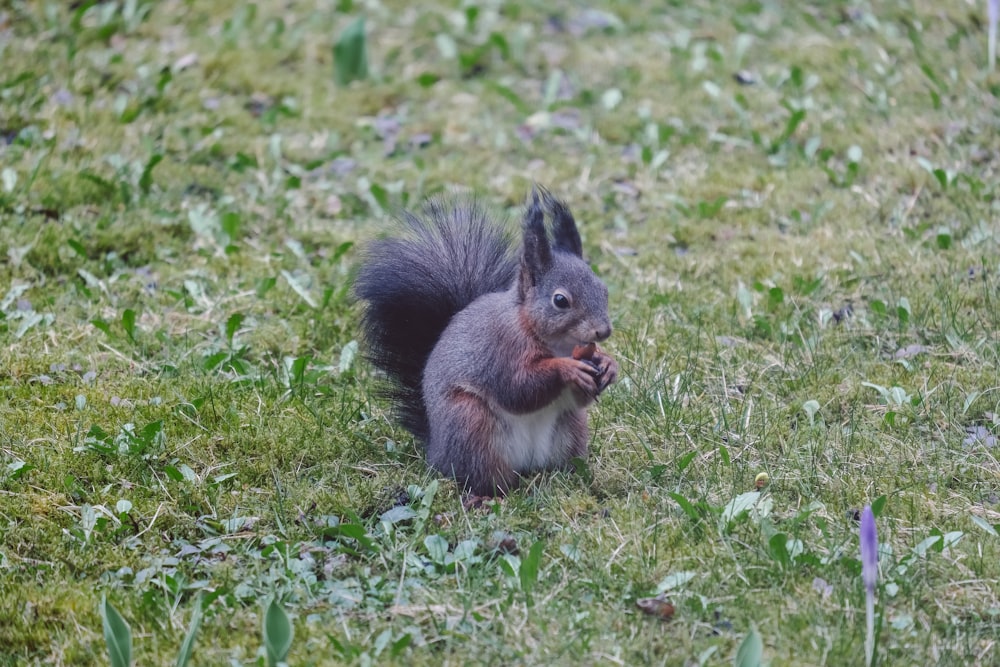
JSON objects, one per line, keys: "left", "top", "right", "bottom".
{"left": 558, "top": 357, "right": 599, "bottom": 400}
{"left": 591, "top": 349, "right": 619, "bottom": 394}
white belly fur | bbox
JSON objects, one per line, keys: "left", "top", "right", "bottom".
{"left": 497, "top": 389, "right": 577, "bottom": 472}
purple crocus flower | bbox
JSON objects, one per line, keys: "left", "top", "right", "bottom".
{"left": 860, "top": 506, "right": 878, "bottom": 594}
{"left": 860, "top": 505, "right": 878, "bottom": 666}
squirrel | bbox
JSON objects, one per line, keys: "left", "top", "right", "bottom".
{"left": 354, "top": 188, "right": 618, "bottom": 496}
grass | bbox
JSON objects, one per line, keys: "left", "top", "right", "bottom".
{"left": 2, "top": 0, "right": 999, "bottom": 664}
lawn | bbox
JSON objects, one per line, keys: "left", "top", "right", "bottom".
{"left": 1, "top": 1, "right": 999, "bottom": 665}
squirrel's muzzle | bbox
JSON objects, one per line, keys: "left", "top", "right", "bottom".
{"left": 593, "top": 323, "right": 612, "bottom": 342}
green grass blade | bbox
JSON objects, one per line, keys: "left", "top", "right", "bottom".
{"left": 175, "top": 596, "right": 204, "bottom": 667}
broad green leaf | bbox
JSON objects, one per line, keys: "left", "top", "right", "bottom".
{"left": 486, "top": 82, "right": 529, "bottom": 114}
{"left": 667, "top": 493, "right": 701, "bottom": 521}
{"left": 559, "top": 544, "right": 581, "bottom": 562}
{"left": 373, "top": 628, "right": 392, "bottom": 655}
{"left": 67, "top": 238, "right": 87, "bottom": 257}
{"left": 225, "top": 312, "right": 243, "bottom": 345}
{"left": 334, "top": 17, "right": 368, "bottom": 86}
{"left": 941, "top": 531, "right": 964, "bottom": 549}
{"left": 499, "top": 553, "right": 519, "bottom": 578}
{"left": 203, "top": 351, "right": 228, "bottom": 371}
{"left": 871, "top": 495, "right": 887, "bottom": 517}
{"left": 769, "top": 533, "right": 790, "bottom": 567}
{"left": 321, "top": 523, "right": 376, "bottom": 552}
{"left": 655, "top": 570, "right": 697, "bottom": 593}
{"left": 380, "top": 506, "right": 417, "bottom": 525}
{"left": 221, "top": 211, "right": 241, "bottom": 242}
{"left": 7, "top": 460, "right": 34, "bottom": 480}
{"left": 338, "top": 340, "right": 358, "bottom": 374}
{"left": 137, "top": 420, "right": 163, "bottom": 446}
{"left": 331, "top": 241, "right": 354, "bottom": 261}
{"left": 970, "top": 515, "right": 998, "bottom": 537}
{"left": 139, "top": 153, "right": 162, "bottom": 194}
{"left": 720, "top": 491, "right": 761, "bottom": 529}
{"left": 802, "top": 400, "right": 820, "bottom": 426}
{"left": 452, "top": 540, "right": 479, "bottom": 562}
{"left": 519, "top": 539, "right": 544, "bottom": 596}
{"left": 719, "top": 444, "right": 731, "bottom": 466}
{"left": 121, "top": 308, "right": 136, "bottom": 342}
{"left": 912, "top": 535, "right": 940, "bottom": 557}
{"left": 369, "top": 182, "right": 388, "bottom": 211}
{"left": 2, "top": 167, "right": 16, "bottom": 192}
{"left": 416, "top": 72, "right": 440, "bottom": 88}
{"left": 782, "top": 109, "right": 806, "bottom": 142}
{"left": 92, "top": 318, "right": 112, "bottom": 338}
{"left": 14, "top": 311, "right": 47, "bottom": 339}
{"left": 676, "top": 450, "right": 697, "bottom": 472}
{"left": 734, "top": 625, "right": 763, "bottom": 667}
{"left": 390, "top": 632, "right": 413, "bottom": 657}
{"left": 263, "top": 598, "right": 293, "bottom": 666}
{"left": 424, "top": 534, "right": 449, "bottom": 564}
{"left": 101, "top": 597, "right": 132, "bottom": 667}
{"left": 289, "top": 355, "right": 309, "bottom": 384}
{"left": 281, "top": 270, "right": 318, "bottom": 308}
{"left": 932, "top": 168, "right": 948, "bottom": 189}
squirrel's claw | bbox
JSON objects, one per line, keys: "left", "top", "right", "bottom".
{"left": 591, "top": 350, "right": 619, "bottom": 394}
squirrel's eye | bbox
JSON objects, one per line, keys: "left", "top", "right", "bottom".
{"left": 552, "top": 292, "right": 571, "bottom": 309}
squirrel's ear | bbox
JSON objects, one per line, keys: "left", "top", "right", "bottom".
{"left": 519, "top": 191, "right": 553, "bottom": 295}
{"left": 545, "top": 194, "right": 583, "bottom": 258}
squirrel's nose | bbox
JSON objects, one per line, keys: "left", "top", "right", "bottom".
{"left": 594, "top": 324, "right": 612, "bottom": 342}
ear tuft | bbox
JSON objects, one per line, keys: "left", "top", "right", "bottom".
{"left": 518, "top": 189, "right": 553, "bottom": 297}
{"left": 539, "top": 188, "right": 583, "bottom": 257}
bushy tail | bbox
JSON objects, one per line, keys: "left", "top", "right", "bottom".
{"left": 354, "top": 198, "right": 518, "bottom": 440}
